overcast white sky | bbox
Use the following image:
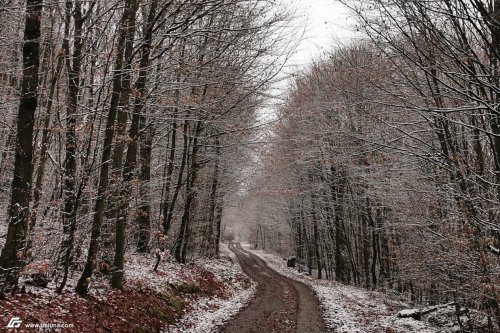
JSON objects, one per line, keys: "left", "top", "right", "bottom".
{"left": 282, "top": 0, "right": 358, "bottom": 70}
{"left": 256, "top": 0, "right": 358, "bottom": 116}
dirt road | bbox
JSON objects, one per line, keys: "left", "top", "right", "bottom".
{"left": 222, "top": 243, "right": 328, "bottom": 333}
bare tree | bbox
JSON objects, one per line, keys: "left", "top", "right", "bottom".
{"left": 0, "top": 0, "right": 43, "bottom": 294}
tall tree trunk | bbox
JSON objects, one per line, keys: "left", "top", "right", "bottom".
{"left": 132, "top": 0, "right": 158, "bottom": 253}
{"left": 175, "top": 121, "right": 202, "bottom": 263}
{"left": 311, "top": 193, "right": 322, "bottom": 279}
{"left": 362, "top": 208, "right": 371, "bottom": 289}
{"left": 163, "top": 117, "right": 190, "bottom": 241}
{"left": 104, "top": 0, "right": 138, "bottom": 263}
{"left": 161, "top": 110, "right": 178, "bottom": 236}
{"left": 366, "top": 198, "right": 378, "bottom": 290}
{"left": 330, "top": 167, "right": 347, "bottom": 283}
{"left": 58, "top": 0, "right": 88, "bottom": 293}
{"left": 0, "top": 0, "right": 43, "bottom": 293}
{"left": 30, "top": 53, "right": 63, "bottom": 233}
{"left": 207, "top": 137, "right": 221, "bottom": 257}
{"left": 213, "top": 200, "right": 224, "bottom": 257}
{"left": 76, "top": 0, "right": 135, "bottom": 295}
{"left": 334, "top": 213, "right": 345, "bottom": 282}
{"left": 161, "top": 41, "right": 185, "bottom": 237}
{"left": 136, "top": 119, "right": 154, "bottom": 253}
{"left": 109, "top": 0, "right": 139, "bottom": 289}
{"left": 0, "top": 124, "right": 15, "bottom": 189}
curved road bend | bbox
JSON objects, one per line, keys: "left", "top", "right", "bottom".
{"left": 222, "top": 243, "right": 329, "bottom": 333}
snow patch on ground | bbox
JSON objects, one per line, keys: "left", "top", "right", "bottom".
{"left": 126, "top": 253, "right": 198, "bottom": 291}
{"left": 166, "top": 243, "right": 256, "bottom": 333}
{"left": 2, "top": 245, "right": 255, "bottom": 332}
{"left": 242, "top": 244, "right": 438, "bottom": 333}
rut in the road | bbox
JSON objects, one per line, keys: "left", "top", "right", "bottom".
{"left": 222, "top": 243, "right": 328, "bottom": 333}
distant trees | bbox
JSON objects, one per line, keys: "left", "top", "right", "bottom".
{"left": 249, "top": 0, "right": 500, "bottom": 329}
{"left": 250, "top": 44, "right": 400, "bottom": 286}
{"left": 0, "top": 0, "right": 291, "bottom": 296}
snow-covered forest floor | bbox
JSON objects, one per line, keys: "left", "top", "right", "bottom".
{"left": 166, "top": 243, "right": 256, "bottom": 332}
{"left": 0, "top": 244, "right": 254, "bottom": 332}
{"left": 242, "top": 244, "right": 450, "bottom": 333}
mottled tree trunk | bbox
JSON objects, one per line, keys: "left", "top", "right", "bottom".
{"left": 0, "top": 0, "right": 43, "bottom": 293}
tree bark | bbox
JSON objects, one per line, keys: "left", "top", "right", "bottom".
{"left": 311, "top": 192, "right": 322, "bottom": 279}
{"left": 109, "top": 0, "right": 139, "bottom": 289}
{"left": 175, "top": 121, "right": 202, "bottom": 263}
{"left": 58, "top": 0, "right": 89, "bottom": 293}
{"left": 161, "top": 41, "right": 186, "bottom": 237}
{"left": 213, "top": 200, "right": 224, "bottom": 257}
{"left": 133, "top": 0, "right": 158, "bottom": 253}
{"left": 76, "top": 0, "right": 136, "bottom": 295}
{"left": 207, "top": 137, "right": 221, "bottom": 257}
{"left": 0, "top": 0, "right": 43, "bottom": 293}
{"left": 163, "top": 117, "right": 190, "bottom": 241}
{"left": 136, "top": 119, "right": 154, "bottom": 254}
{"left": 30, "top": 53, "right": 63, "bottom": 234}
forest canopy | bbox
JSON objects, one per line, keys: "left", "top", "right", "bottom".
{"left": 0, "top": 0, "right": 291, "bottom": 296}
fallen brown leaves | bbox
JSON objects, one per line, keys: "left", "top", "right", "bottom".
{"left": 0, "top": 263, "right": 228, "bottom": 333}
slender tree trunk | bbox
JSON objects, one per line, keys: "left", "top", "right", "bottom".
{"left": 161, "top": 41, "right": 185, "bottom": 236}
{"left": 362, "top": 209, "right": 371, "bottom": 289}
{"left": 76, "top": 0, "right": 135, "bottom": 295}
{"left": 330, "top": 168, "right": 347, "bottom": 283}
{"left": 0, "top": 0, "right": 43, "bottom": 293}
{"left": 366, "top": 199, "right": 378, "bottom": 290}
{"left": 163, "top": 117, "right": 190, "bottom": 239}
{"left": 334, "top": 213, "right": 345, "bottom": 281}
{"left": 136, "top": 119, "right": 154, "bottom": 253}
{"left": 175, "top": 121, "right": 202, "bottom": 263}
{"left": 132, "top": 0, "right": 157, "bottom": 253}
{"left": 0, "top": 124, "right": 15, "bottom": 189}
{"left": 311, "top": 194, "right": 322, "bottom": 279}
{"left": 109, "top": 0, "right": 139, "bottom": 289}
{"left": 207, "top": 137, "right": 221, "bottom": 257}
{"left": 58, "top": 0, "right": 88, "bottom": 293}
{"left": 104, "top": 0, "right": 138, "bottom": 262}
{"left": 161, "top": 112, "right": 177, "bottom": 236}
{"left": 30, "top": 53, "right": 63, "bottom": 233}
{"left": 213, "top": 200, "right": 223, "bottom": 257}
